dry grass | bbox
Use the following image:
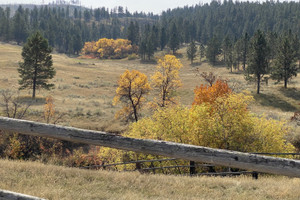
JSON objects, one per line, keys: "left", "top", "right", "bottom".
{"left": 0, "top": 42, "right": 299, "bottom": 132}
{"left": 1, "top": 43, "right": 300, "bottom": 199}
{"left": 0, "top": 159, "right": 300, "bottom": 200}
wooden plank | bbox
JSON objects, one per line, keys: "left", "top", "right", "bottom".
{"left": 1, "top": 116, "right": 300, "bottom": 177}
{"left": 0, "top": 189, "right": 45, "bottom": 200}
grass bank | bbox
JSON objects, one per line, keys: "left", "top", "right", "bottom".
{"left": 1, "top": 159, "right": 300, "bottom": 200}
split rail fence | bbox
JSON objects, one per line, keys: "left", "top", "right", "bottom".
{"left": 1, "top": 116, "right": 300, "bottom": 178}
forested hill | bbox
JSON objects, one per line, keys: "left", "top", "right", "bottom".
{"left": 0, "top": 4, "right": 157, "bottom": 54}
{"left": 160, "top": 0, "right": 300, "bottom": 44}
{"left": 1, "top": 1, "right": 300, "bottom": 54}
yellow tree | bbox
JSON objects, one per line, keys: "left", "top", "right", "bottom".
{"left": 113, "top": 70, "right": 151, "bottom": 122}
{"left": 151, "top": 55, "right": 182, "bottom": 107}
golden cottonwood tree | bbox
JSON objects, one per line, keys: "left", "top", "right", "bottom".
{"left": 151, "top": 55, "right": 182, "bottom": 107}
{"left": 113, "top": 70, "right": 151, "bottom": 122}
{"left": 82, "top": 38, "right": 137, "bottom": 59}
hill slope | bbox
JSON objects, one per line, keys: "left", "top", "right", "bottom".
{"left": 0, "top": 42, "right": 299, "bottom": 132}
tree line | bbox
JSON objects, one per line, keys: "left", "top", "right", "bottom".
{"left": 3, "top": 1, "right": 300, "bottom": 57}
{"left": 0, "top": 4, "right": 157, "bottom": 54}
{"left": 198, "top": 29, "right": 299, "bottom": 93}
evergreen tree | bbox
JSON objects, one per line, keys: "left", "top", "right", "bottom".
{"left": 160, "top": 27, "right": 167, "bottom": 51}
{"left": 222, "top": 35, "right": 231, "bottom": 62}
{"left": 168, "top": 22, "right": 180, "bottom": 54}
{"left": 233, "top": 39, "right": 243, "bottom": 71}
{"left": 18, "top": 32, "right": 56, "bottom": 98}
{"left": 241, "top": 32, "right": 250, "bottom": 71}
{"left": 224, "top": 38, "right": 234, "bottom": 72}
{"left": 206, "top": 35, "right": 221, "bottom": 65}
{"left": 246, "top": 30, "right": 269, "bottom": 94}
{"left": 13, "top": 6, "right": 28, "bottom": 45}
{"left": 127, "top": 21, "right": 138, "bottom": 45}
{"left": 271, "top": 35, "right": 298, "bottom": 88}
{"left": 187, "top": 40, "right": 197, "bottom": 64}
{"left": 94, "top": 8, "right": 101, "bottom": 21}
{"left": 199, "top": 43, "right": 205, "bottom": 62}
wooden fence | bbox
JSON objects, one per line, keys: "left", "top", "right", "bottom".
{"left": 1, "top": 116, "right": 300, "bottom": 177}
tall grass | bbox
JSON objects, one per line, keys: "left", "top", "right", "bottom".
{"left": 1, "top": 159, "right": 300, "bottom": 200}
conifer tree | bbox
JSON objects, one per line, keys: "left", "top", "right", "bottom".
{"left": 187, "top": 40, "right": 197, "bottom": 64}
{"left": 271, "top": 35, "right": 298, "bottom": 88}
{"left": 18, "top": 32, "right": 55, "bottom": 98}
{"left": 199, "top": 43, "right": 205, "bottom": 62}
{"left": 206, "top": 35, "right": 221, "bottom": 65}
{"left": 169, "top": 22, "right": 180, "bottom": 54}
{"left": 241, "top": 32, "right": 250, "bottom": 71}
{"left": 160, "top": 27, "right": 167, "bottom": 51}
{"left": 246, "top": 30, "right": 269, "bottom": 94}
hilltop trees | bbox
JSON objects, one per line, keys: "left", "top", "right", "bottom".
{"left": 246, "top": 30, "right": 269, "bottom": 94}
{"left": 113, "top": 70, "right": 151, "bottom": 122}
{"left": 18, "top": 32, "right": 55, "bottom": 98}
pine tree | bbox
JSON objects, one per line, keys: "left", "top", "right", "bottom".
{"left": 246, "top": 30, "right": 269, "bottom": 94}
{"left": 222, "top": 35, "right": 231, "bottom": 62}
{"left": 199, "top": 43, "right": 205, "bottom": 62}
{"left": 18, "top": 32, "right": 56, "bottom": 98}
{"left": 271, "top": 35, "right": 298, "bottom": 88}
{"left": 160, "top": 27, "right": 167, "bottom": 51}
{"left": 241, "top": 32, "right": 250, "bottom": 71}
{"left": 169, "top": 22, "right": 180, "bottom": 54}
{"left": 13, "top": 6, "right": 28, "bottom": 45}
{"left": 187, "top": 40, "right": 197, "bottom": 64}
{"left": 206, "top": 35, "right": 221, "bottom": 65}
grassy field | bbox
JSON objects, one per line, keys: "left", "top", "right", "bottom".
{"left": 0, "top": 159, "right": 300, "bottom": 200}
{"left": 0, "top": 42, "right": 299, "bottom": 133}
{"left": 1, "top": 43, "right": 300, "bottom": 199}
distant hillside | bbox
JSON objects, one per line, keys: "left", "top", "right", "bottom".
{"left": 1, "top": 1, "right": 300, "bottom": 55}
{"left": 0, "top": 3, "right": 157, "bottom": 54}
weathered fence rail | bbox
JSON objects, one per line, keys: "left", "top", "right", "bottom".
{"left": 0, "top": 189, "right": 45, "bottom": 200}
{"left": 1, "top": 116, "right": 300, "bottom": 177}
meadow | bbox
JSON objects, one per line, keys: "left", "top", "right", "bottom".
{"left": 1, "top": 42, "right": 300, "bottom": 199}
{"left": 0, "top": 42, "right": 299, "bottom": 133}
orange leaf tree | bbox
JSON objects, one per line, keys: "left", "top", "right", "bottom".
{"left": 113, "top": 70, "right": 151, "bottom": 122}
{"left": 193, "top": 79, "right": 232, "bottom": 105}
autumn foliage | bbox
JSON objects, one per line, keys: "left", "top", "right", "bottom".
{"left": 127, "top": 93, "right": 294, "bottom": 153}
{"left": 113, "top": 70, "right": 151, "bottom": 122}
{"left": 151, "top": 55, "right": 182, "bottom": 107}
{"left": 82, "top": 38, "right": 138, "bottom": 59}
{"left": 193, "top": 79, "right": 232, "bottom": 105}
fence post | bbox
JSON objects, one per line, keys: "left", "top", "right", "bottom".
{"left": 190, "top": 161, "right": 196, "bottom": 175}
{"left": 252, "top": 171, "right": 258, "bottom": 179}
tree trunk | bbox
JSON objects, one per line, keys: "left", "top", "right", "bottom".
{"left": 32, "top": 67, "right": 37, "bottom": 99}
{"left": 284, "top": 78, "right": 288, "bottom": 88}
{"left": 257, "top": 75, "right": 260, "bottom": 94}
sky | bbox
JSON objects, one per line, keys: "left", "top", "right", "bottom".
{"left": 0, "top": 0, "right": 205, "bottom": 14}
